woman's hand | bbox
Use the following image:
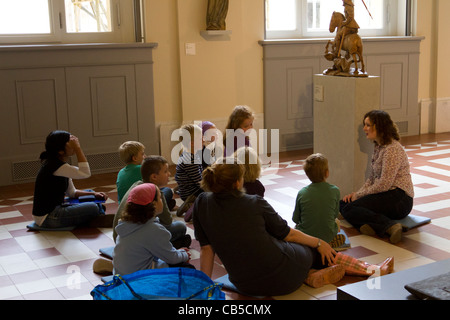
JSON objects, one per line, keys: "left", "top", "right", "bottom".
{"left": 317, "top": 241, "right": 337, "bottom": 266}
{"left": 342, "top": 192, "right": 356, "bottom": 203}
{"left": 284, "top": 228, "right": 337, "bottom": 265}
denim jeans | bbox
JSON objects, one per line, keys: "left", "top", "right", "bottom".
{"left": 340, "top": 188, "right": 413, "bottom": 236}
{"left": 164, "top": 220, "right": 187, "bottom": 242}
{"left": 160, "top": 187, "right": 176, "bottom": 211}
{"left": 41, "top": 202, "right": 103, "bottom": 228}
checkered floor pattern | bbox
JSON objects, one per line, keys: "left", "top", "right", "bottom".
{"left": 1, "top": 133, "right": 450, "bottom": 300}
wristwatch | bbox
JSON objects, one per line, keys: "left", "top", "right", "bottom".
{"left": 316, "top": 239, "right": 321, "bottom": 249}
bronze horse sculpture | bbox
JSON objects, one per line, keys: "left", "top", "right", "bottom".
{"left": 324, "top": 11, "right": 366, "bottom": 76}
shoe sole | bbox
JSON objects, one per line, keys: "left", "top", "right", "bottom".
{"left": 388, "top": 224, "right": 403, "bottom": 244}
{"left": 329, "top": 234, "right": 346, "bottom": 248}
{"left": 305, "top": 265, "right": 345, "bottom": 288}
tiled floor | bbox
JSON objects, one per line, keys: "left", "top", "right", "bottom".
{"left": 1, "top": 132, "right": 450, "bottom": 300}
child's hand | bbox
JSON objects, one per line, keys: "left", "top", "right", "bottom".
{"left": 94, "top": 192, "right": 108, "bottom": 201}
{"left": 183, "top": 248, "right": 191, "bottom": 261}
{"left": 67, "top": 135, "right": 81, "bottom": 150}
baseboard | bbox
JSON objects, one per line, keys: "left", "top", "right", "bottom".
{"left": 421, "top": 97, "right": 450, "bottom": 134}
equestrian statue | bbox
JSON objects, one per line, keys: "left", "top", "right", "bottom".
{"left": 324, "top": 0, "right": 368, "bottom": 77}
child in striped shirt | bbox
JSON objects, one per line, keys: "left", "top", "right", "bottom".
{"left": 175, "top": 124, "right": 204, "bottom": 219}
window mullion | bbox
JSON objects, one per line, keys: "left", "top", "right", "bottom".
{"left": 50, "top": 0, "right": 64, "bottom": 43}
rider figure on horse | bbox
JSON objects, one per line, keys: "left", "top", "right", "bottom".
{"left": 335, "top": 0, "right": 360, "bottom": 57}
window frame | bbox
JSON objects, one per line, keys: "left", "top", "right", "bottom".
{"left": 265, "top": 0, "right": 412, "bottom": 40}
{"left": 0, "top": 0, "right": 138, "bottom": 45}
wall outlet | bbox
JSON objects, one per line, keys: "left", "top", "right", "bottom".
{"left": 185, "top": 43, "right": 196, "bottom": 56}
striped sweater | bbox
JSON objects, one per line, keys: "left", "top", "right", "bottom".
{"left": 175, "top": 151, "right": 203, "bottom": 201}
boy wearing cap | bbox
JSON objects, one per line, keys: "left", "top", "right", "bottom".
{"left": 113, "top": 183, "right": 192, "bottom": 275}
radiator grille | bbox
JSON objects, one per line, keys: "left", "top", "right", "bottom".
{"left": 12, "top": 160, "right": 42, "bottom": 181}
{"left": 396, "top": 121, "right": 409, "bottom": 134}
{"left": 85, "top": 152, "right": 123, "bottom": 171}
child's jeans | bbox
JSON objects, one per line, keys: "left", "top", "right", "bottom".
{"left": 41, "top": 202, "right": 103, "bottom": 228}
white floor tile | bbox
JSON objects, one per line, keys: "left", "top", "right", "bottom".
{"left": 0, "top": 253, "right": 39, "bottom": 275}
{"left": 414, "top": 199, "right": 450, "bottom": 213}
{"left": 16, "top": 278, "right": 55, "bottom": 295}
{"left": 0, "top": 285, "right": 21, "bottom": 300}
{"left": 405, "top": 232, "right": 450, "bottom": 253}
{"left": 0, "top": 210, "right": 23, "bottom": 220}
{"left": 15, "top": 233, "right": 54, "bottom": 252}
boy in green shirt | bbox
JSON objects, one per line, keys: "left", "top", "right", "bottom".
{"left": 116, "top": 141, "right": 146, "bottom": 203}
{"left": 292, "top": 153, "right": 345, "bottom": 247}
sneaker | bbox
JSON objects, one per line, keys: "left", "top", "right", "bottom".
{"left": 172, "top": 234, "right": 192, "bottom": 249}
{"left": 386, "top": 223, "right": 402, "bottom": 244}
{"left": 304, "top": 264, "right": 345, "bottom": 288}
{"left": 184, "top": 205, "right": 194, "bottom": 222}
{"left": 93, "top": 258, "right": 113, "bottom": 275}
{"left": 360, "top": 224, "right": 376, "bottom": 236}
{"left": 329, "top": 234, "right": 346, "bottom": 248}
{"left": 176, "top": 194, "right": 196, "bottom": 217}
{"left": 378, "top": 256, "right": 395, "bottom": 276}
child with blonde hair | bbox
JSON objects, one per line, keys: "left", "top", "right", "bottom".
{"left": 292, "top": 153, "right": 344, "bottom": 248}
{"left": 234, "top": 146, "right": 265, "bottom": 197}
{"left": 116, "top": 141, "right": 146, "bottom": 203}
{"left": 175, "top": 124, "right": 204, "bottom": 220}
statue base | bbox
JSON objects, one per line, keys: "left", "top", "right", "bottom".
{"left": 323, "top": 68, "right": 368, "bottom": 78}
{"left": 313, "top": 74, "right": 380, "bottom": 196}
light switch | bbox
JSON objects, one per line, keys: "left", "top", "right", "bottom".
{"left": 185, "top": 43, "right": 196, "bottom": 56}
{"left": 314, "top": 85, "right": 324, "bottom": 102}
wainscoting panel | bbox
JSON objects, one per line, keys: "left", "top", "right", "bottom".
{"left": 0, "top": 43, "right": 158, "bottom": 186}
{"left": 66, "top": 65, "right": 137, "bottom": 144}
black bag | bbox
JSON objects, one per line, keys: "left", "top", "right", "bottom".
{"left": 405, "top": 272, "right": 450, "bottom": 300}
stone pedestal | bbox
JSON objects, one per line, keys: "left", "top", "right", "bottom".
{"left": 313, "top": 75, "right": 380, "bottom": 197}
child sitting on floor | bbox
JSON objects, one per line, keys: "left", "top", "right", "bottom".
{"left": 112, "top": 156, "right": 190, "bottom": 247}
{"left": 200, "top": 121, "right": 218, "bottom": 170}
{"left": 223, "top": 105, "right": 255, "bottom": 156}
{"left": 116, "top": 141, "right": 146, "bottom": 203}
{"left": 292, "top": 153, "right": 345, "bottom": 248}
{"left": 113, "top": 183, "right": 193, "bottom": 275}
{"left": 175, "top": 124, "right": 204, "bottom": 220}
{"left": 234, "top": 146, "right": 265, "bottom": 197}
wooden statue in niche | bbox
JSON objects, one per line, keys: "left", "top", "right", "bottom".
{"left": 206, "top": 0, "right": 229, "bottom": 30}
{"left": 324, "top": 0, "right": 367, "bottom": 77}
